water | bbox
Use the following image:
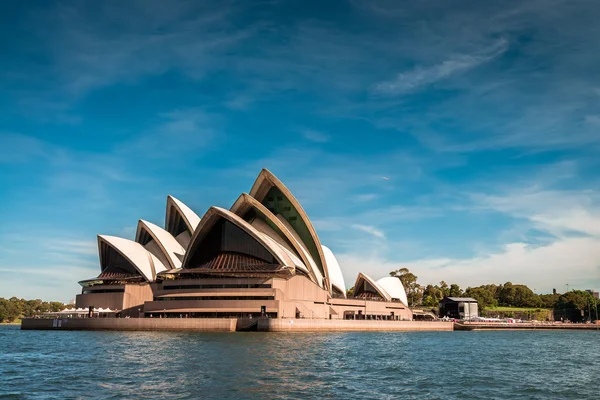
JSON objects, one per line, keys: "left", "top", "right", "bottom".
{"left": 0, "top": 326, "right": 598, "bottom": 399}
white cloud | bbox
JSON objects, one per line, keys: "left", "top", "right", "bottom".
{"left": 300, "top": 129, "right": 330, "bottom": 143}
{"left": 0, "top": 132, "right": 56, "bottom": 164}
{"left": 352, "top": 224, "right": 386, "bottom": 239}
{"left": 372, "top": 39, "right": 508, "bottom": 95}
{"left": 44, "top": 239, "right": 98, "bottom": 257}
{"left": 585, "top": 115, "right": 600, "bottom": 126}
{"left": 353, "top": 193, "right": 379, "bottom": 202}
{"left": 28, "top": 1, "right": 254, "bottom": 97}
{"left": 337, "top": 237, "right": 600, "bottom": 293}
{"left": 475, "top": 189, "right": 600, "bottom": 237}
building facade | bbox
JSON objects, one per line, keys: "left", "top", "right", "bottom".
{"left": 439, "top": 297, "right": 478, "bottom": 320}
{"left": 76, "top": 169, "right": 412, "bottom": 321}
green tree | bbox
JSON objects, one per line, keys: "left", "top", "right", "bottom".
{"left": 555, "top": 290, "right": 594, "bottom": 322}
{"left": 439, "top": 281, "right": 449, "bottom": 297}
{"left": 464, "top": 285, "right": 499, "bottom": 308}
{"left": 539, "top": 293, "right": 560, "bottom": 309}
{"left": 389, "top": 268, "right": 421, "bottom": 306}
{"left": 0, "top": 297, "right": 66, "bottom": 323}
{"left": 449, "top": 283, "right": 463, "bottom": 297}
{"left": 422, "top": 284, "right": 445, "bottom": 307}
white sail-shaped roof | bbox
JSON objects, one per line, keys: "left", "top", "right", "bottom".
{"left": 321, "top": 245, "right": 346, "bottom": 298}
{"left": 136, "top": 220, "right": 185, "bottom": 270}
{"left": 249, "top": 169, "right": 331, "bottom": 292}
{"left": 275, "top": 215, "right": 324, "bottom": 288}
{"left": 353, "top": 272, "right": 391, "bottom": 301}
{"left": 376, "top": 277, "right": 409, "bottom": 306}
{"left": 182, "top": 206, "right": 296, "bottom": 271}
{"left": 257, "top": 231, "right": 309, "bottom": 276}
{"left": 98, "top": 235, "right": 167, "bottom": 282}
{"left": 165, "top": 195, "right": 201, "bottom": 247}
{"left": 230, "top": 193, "right": 324, "bottom": 287}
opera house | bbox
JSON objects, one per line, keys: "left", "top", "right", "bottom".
{"left": 75, "top": 169, "right": 412, "bottom": 322}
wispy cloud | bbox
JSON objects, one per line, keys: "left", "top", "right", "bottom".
{"left": 0, "top": 132, "right": 57, "bottom": 164}
{"left": 126, "top": 108, "right": 219, "bottom": 158}
{"left": 3, "top": 0, "right": 600, "bottom": 300}
{"left": 300, "top": 129, "right": 330, "bottom": 143}
{"left": 372, "top": 39, "right": 509, "bottom": 95}
{"left": 474, "top": 189, "right": 600, "bottom": 237}
{"left": 41, "top": 1, "right": 254, "bottom": 97}
{"left": 44, "top": 239, "right": 98, "bottom": 257}
{"left": 352, "top": 224, "right": 386, "bottom": 239}
{"left": 353, "top": 193, "right": 379, "bottom": 203}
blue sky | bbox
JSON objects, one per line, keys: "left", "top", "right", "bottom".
{"left": 1, "top": 0, "right": 599, "bottom": 301}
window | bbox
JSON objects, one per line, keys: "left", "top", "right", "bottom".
{"left": 154, "top": 296, "right": 274, "bottom": 301}
{"left": 82, "top": 288, "right": 125, "bottom": 294}
{"left": 163, "top": 283, "right": 271, "bottom": 290}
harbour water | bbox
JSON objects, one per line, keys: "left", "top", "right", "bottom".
{"left": 1, "top": 325, "right": 598, "bottom": 399}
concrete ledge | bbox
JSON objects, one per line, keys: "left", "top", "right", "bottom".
{"left": 455, "top": 322, "right": 600, "bottom": 331}
{"left": 21, "top": 318, "right": 237, "bottom": 332}
{"left": 258, "top": 319, "right": 454, "bottom": 332}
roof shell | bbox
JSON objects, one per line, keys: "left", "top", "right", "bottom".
{"left": 136, "top": 220, "right": 185, "bottom": 269}
{"left": 182, "top": 206, "right": 294, "bottom": 271}
{"left": 249, "top": 169, "right": 331, "bottom": 292}
{"left": 376, "top": 276, "right": 408, "bottom": 306}
{"left": 321, "top": 245, "right": 346, "bottom": 298}
{"left": 256, "top": 231, "right": 307, "bottom": 275}
{"left": 165, "top": 195, "right": 201, "bottom": 234}
{"left": 97, "top": 235, "right": 167, "bottom": 282}
{"left": 230, "top": 193, "right": 323, "bottom": 287}
{"left": 353, "top": 272, "right": 391, "bottom": 301}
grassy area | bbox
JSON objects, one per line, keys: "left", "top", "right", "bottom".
{"left": 485, "top": 307, "right": 550, "bottom": 312}
{"left": 482, "top": 307, "right": 554, "bottom": 321}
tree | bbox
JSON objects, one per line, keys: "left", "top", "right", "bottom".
{"left": 346, "top": 286, "right": 354, "bottom": 297}
{"left": 389, "top": 268, "right": 421, "bottom": 306}
{"left": 498, "top": 282, "right": 516, "bottom": 306}
{"left": 464, "top": 285, "right": 498, "bottom": 308}
{"left": 449, "top": 284, "right": 463, "bottom": 297}
{"left": 422, "top": 284, "right": 444, "bottom": 307}
{"left": 0, "top": 297, "right": 66, "bottom": 323}
{"left": 439, "top": 281, "right": 449, "bottom": 297}
{"left": 555, "top": 290, "right": 594, "bottom": 322}
{"left": 539, "top": 294, "right": 560, "bottom": 309}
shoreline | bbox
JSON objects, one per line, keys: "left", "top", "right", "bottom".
{"left": 455, "top": 322, "right": 600, "bottom": 331}
{"left": 18, "top": 318, "right": 600, "bottom": 332}
{"left": 20, "top": 318, "right": 452, "bottom": 332}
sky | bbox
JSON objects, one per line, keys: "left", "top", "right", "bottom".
{"left": 1, "top": 0, "right": 599, "bottom": 302}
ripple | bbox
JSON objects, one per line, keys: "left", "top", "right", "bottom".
{"left": 1, "top": 326, "right": 599, "bottom": 399}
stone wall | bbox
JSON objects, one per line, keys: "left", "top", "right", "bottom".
{"left": 21, "top": 318, "right": 237, "bottom": 332}
{"left": 257, "top": 319, "right": 453, "bottom": 332}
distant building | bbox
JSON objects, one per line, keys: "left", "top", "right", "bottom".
{"left": 585, "top": 290, "right": 599, "bottom": 300}
{"left": 439, "top": 297, "right": 478, "bottom": 320}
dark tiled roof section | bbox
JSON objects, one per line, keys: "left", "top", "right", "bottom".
{"left": 97, "top": 271, "right": 141, "bottom": 280}
{"left": 196, "top": 252, "right": 283, "bottom": 273}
